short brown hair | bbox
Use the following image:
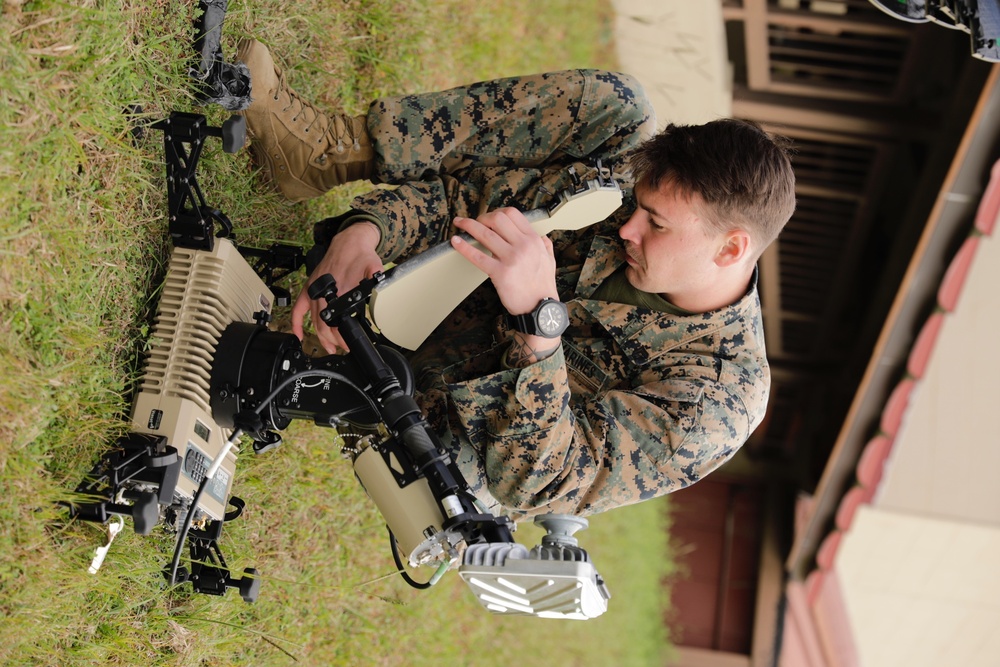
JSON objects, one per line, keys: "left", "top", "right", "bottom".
{"left": 629, "top": 119, "right": 796, "bottom": 259}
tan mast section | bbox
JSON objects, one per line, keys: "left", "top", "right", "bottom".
{"left": 369, "top": 178, "right": 623, "bottom": 350}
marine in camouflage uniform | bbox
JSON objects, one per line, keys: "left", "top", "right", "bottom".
{"left": 322, "top": 69, "right": 771, "bottom": 518}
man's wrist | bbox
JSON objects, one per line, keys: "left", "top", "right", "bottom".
{"left": 505, "top": 297, "right": 569, "bottom": 339}
{"left": 504, "top": 332, "right": 561, "bottom": 368}
{"left": 344, "top": 219, "right": 381, "bottom": 245}
{"left": 337, "top": 214, "right": 385, "bottom": 254}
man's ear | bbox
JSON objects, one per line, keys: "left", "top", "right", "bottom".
{"left": 715, "top": 230, "right": 752, "bottom": 267}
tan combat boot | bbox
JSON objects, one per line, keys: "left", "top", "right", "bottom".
{"left": 236, "top": 39, "right": 374, "bottom": 202}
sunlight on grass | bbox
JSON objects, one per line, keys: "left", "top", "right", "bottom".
{"left": 0, "top": 1, "right": 673, "bottom": 665}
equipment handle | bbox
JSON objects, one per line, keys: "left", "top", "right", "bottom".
{"left": 369, "top": 178, "right": 622, "bottom": 350}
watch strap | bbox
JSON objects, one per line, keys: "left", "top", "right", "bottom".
{"left": 506, "top": 310, "right": 538, "bottom": 336}
{"left": 505, "top": 298, "right": 567, "bottom": 338}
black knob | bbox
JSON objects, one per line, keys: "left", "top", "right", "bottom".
{"left": 308, "top": 273, "right": 337, "bottom": 300}
{"left": 132, "top": 491, "right": 160, "bottom": 536}
{"left": 222, "top": 115, "right": 247, "bottom": 154}
{"left": 238, "top": 567, "right": 261, "bottom": 603}
{"left": 251, "top": 431, "right": 282, "bottom": 455}
{"left": 271, "top": 286, "right": 291, "bottom": 307}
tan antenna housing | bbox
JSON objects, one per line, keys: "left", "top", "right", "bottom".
{"left": 130, "top": 238, "right": 274, "bottom": 522}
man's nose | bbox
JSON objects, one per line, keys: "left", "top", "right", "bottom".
{"left": 619, "top": 211, "right": 640, "bottom": 243}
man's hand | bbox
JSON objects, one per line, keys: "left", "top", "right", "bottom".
{"left": 291, "top": 221, "right": 383, "bottom": 353}
{"left": 451, "top": 207, "right": 562, "bottom": 366}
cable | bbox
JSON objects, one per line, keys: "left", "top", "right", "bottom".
{"left": 253, "top": 368, "right": 382, "bottom": 428}
{"left": 167, "top": 368, "right": 380, "bottom": 587}
{"left": 460, "top": 489, "right": 491, "bottom": 515}
{"left": 167, "top": 426, "right": 243, "bottom": 587}
{"left": 388, "top": 528, "right": 433, "bottom": 590}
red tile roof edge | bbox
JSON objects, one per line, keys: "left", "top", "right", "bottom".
{"left": 782, "top": 157, "right": 1000, "bottom": 667}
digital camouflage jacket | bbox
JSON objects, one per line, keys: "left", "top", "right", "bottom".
{"left": 406, "top": 209, "right": 769, "bottom": 519}
{"left": 343, "top": 69, "right": 770, "bottom": 518}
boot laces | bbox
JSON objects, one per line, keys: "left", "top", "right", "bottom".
{"left": 275, "top": 70, "right": 363, "bottom": 153}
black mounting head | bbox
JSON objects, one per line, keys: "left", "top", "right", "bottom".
{"left": 309, "top": 273, "right": 385, "bottom": 330}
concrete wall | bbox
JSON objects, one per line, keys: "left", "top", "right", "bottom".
{"left": 611, "top": 0, "right": 731, "bottom": 127}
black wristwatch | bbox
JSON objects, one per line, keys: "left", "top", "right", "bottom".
{"left": 506, "top": 298, "right": 569, "bottom": 338}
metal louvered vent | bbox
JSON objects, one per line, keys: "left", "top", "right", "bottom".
{"left": 779, "top": 197, "right": 855, "bottom": 315}
{"left": 768, "top": 23, "right": 908, "bottom": 96}
{"left": 458, "top": 515, "right": 611, "bottom": 620}
{"left": 727, "top": 0, "right": 917, "bottom": 103}
{"left": 139, "top": 241, "right": 269, "bottom": 411}
{"left": 749, "top": 117, "right": 894, "bottom": 458}
{"left": 793, "top": 137, "right": 876, "bottom": 192}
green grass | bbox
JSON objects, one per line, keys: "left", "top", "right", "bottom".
{"left": 0, "top": 1, "right": 674, "bottom": 665}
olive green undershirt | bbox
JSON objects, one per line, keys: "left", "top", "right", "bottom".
{"left": 591, "top": 265, "right": 693, "bottom": 315}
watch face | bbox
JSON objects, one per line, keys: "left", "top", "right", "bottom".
{"left": 536, "top": 300, "right": 568, "bottom": 337}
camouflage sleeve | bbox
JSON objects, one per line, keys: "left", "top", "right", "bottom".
{"left": 349, "top": 177, "right": 462, "bottom": 264}
{"left": 446, "top": 347, "right": 751, "bottom": 516}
